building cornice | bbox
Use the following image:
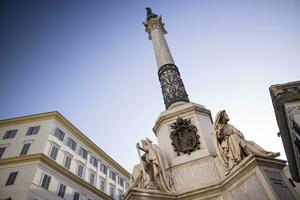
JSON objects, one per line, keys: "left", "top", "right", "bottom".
{"left": 0, "top": 153, "right": 113, "bottom": 200}
{"left": 0, "top": 111, "right": 130, "bottom": 179}
{"left": 0, "top": 111, "right": 58, "bottom": 127}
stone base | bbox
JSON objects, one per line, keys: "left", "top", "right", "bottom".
{"left": 125, "top": 156, "right": 299, "bottom": 200}
{"left": 124, "top": 188, "right": 176, "bottom": 200}
{"left": 171, "top": 154, "right": 221, "bottom": 193}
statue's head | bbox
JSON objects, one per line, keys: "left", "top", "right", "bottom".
{"left": 145, "top": 137, "right": 152, "bottom": 144}
{"left": 145, "top": 7, "right": 158, "bottom": 21}
{"left": 141, "top": 139, "right": 148, "bottom": 147}
{"left": 220, "top": 111, "right": 230, "bottom": 124}
{"left": 146, "top": 7, "right": 152, "bottom": 12}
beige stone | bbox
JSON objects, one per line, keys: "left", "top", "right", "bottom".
{"left": 125, "top": 156, "right": 299, "bottom": 200}
{"left": 143, "top": 15, "right": 175, "bottom": 68}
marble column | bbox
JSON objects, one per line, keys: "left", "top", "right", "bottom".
{"left": 143, "top": 8, "right": 189, "bottom": 110}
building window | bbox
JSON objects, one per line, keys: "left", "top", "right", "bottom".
{"left": 100, "top": 163, "right": 107, "bottom": 174}
{"left": 54, "top": 128, "right": 65, "bottom": 141}
{"left": 100, "top": 178, "right": 106, "bottom": 192}
{"left": 64, "top": 155, "right": 72, "bottom": 169}
{"left": 49, "top": 145, "right": 58, "bottom": 160}
{"left": 118, "top": 189, "right": 123, "bottom": 200}
{"left": 109, "top": 170, "right": 116, "bottom": 181}
{"left": 20, "top": 143, "right": 31, "bottom": 156}
{"left": 293, "top": 119, "right": 300, "bottom": 153}
{"left": 5, "top": 171, "right": 18, "bottom": 185}
{"left": 41, "top": 174, "right": 51, "bottom": 190}
{"left": 57, "top": 183, "right": 66, "bottom": 198}
{"left": 3, "top": 129, "right": 17, "bottom": 139}
{"left": 109, "top": 184, "right": 115, "bottom": 198}
{"left": 73, "top": 191, "right": 80, "bottom": 200}
{"left": 118, "top": 177, "right": 124, "bottom": 187}
{"left": 125, "top": 182, "right": 129, "bottom": 190}
{"left": 90, "top": 155, "right": 98, "bottom": 167}
{"left": 0, "top": 146, "right": 6, "bottom": 158}
{"left": 26, "top": 126, "right": 40, "bottom": 136}
{"left": 67, "top": 137, "right": 77, "bottom": 151}
{"left": 79, "top": 147, "right": 87, "bottom": 159}
{"left": 89, "top": 172, "right": 95, "bottom": 186}
{"left": 77, "top": 164, "right": 84, "bottom": 178}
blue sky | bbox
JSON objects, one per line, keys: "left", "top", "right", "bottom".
{"left": 0, "top": 0, "right": 299, "bottom": 171}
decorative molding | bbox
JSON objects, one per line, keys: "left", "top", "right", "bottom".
{"left": 125, "top": 188, "right": 176, "bottom": 200}
{"left": 153, "top": 103, "right": 212, "bottom": 134}
{"left": 0, "top": 153, "right": 41, "bottom": 166}
{"left": 0, "top": 111, "right": 57, "bottom": 127}
{"left": 0, "top": 111, "right": 130, "bottom": 179}
{"left": 0, "top": 153, "right": 113, "bottom": 200}
{"left": 143, "top": 15, "right": 167, "bottom": 40}
{"left": 158, "top": 64, "right": 190, "bottom": 109}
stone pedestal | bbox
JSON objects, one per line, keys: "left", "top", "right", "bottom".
{"left": 124, "top": 188, "right": 176, "bottom": 200}
{"left": 124, "top": 155, "right": 299, "bottom": 200}
{"left": 153, "top": 102, "right": 220, "bottom": 192}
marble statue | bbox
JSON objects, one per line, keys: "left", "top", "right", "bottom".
{"left": 146, "top": 7, "right": 158, "bottom": 21}
{"left": 212, "top": 110, "right": 280, "bottom": 175}
{"left": 130, "top": 138, "right": 174, "bottom": 193}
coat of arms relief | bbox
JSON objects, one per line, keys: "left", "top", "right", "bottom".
{"left": 170, "top": 117, "right": 200, "bottom": 156}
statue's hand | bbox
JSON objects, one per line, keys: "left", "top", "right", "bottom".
{"left": 136, "top": 142, "right": 140, "bottom": 148}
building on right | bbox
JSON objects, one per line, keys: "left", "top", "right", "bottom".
{"left": 270, "top": 81, "right": 300, "bottom": 182}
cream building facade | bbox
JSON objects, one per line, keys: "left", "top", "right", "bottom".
{"left": 0, "top": 111, "right": 130, "bottom": 200}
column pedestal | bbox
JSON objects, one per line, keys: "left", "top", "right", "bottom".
{"left": 124, "top": 156, "right": 299, "bottom": 200}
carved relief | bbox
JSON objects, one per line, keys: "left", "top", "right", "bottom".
{"left": 170, "top": 117, "right": 200, "bottom": 156}
{"left": 270, "top": 84, "right": 300, "bottom": 100}
{"left": 143, "top": 15, "right": 167, "bottom": 40}
{"left": 159, "top": 64, "right": 190, "bottom": 109}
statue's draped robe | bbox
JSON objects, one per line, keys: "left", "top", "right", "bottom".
{"left": 130, "top": 142, "right": 173, "bottom": 193}
{"left": 212, "top": 111, "right": 279, "bottom": 173}
{"left": 130, "top": 162, "right": 150, "bottom": 189}
{"left": 146, "top": 143, "right": 173, "bottom": 193}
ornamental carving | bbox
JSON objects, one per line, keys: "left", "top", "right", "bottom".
{"left": 170, "top": 117, "right": 200, "bottom": 156}
{"left": 158, "top": 64, "right": 190, "bottom": 109}
{"left": 143, "top": 15, "right": 167, "bottom": 40}
{"left": 270, "top": 84, "right": 300, "bottom": 100}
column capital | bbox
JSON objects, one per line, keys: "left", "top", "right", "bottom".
{"left": 143, "top": 16, "right": 167, "bottom": 40}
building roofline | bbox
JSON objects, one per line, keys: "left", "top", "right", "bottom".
{"left": 0, "top": 111, "right": 130, "bottom": 178}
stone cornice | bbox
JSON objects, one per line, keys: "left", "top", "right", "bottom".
{"left": 0, "top": 111, "right": 58, "bottom": 127}
{"left": 143, "top": 15, "right": 167, "bottom": 40}
{"left": 153, "top": 103, "right": 213, "bottom": 134}
{"left": 0, "top": 153, "right": 113, "bottom": 200}
{"left": 125, "top": 188, "right": 176, "bottom": 200}
{"left": 0, "top": 111, "right": 130, "bottom": 179}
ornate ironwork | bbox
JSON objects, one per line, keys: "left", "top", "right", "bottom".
{"left": 170, "top": 117, "right": 200, "bottom": 156}
{"left": 158, "top": 64, "right": 190, "bottom": 109}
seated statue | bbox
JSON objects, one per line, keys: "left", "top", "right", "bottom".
{"left": 130, "top": 138, "right": 174, "bottom": 193}
{"left": 212, "top": 110, "right": 280, "bottom": 175}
